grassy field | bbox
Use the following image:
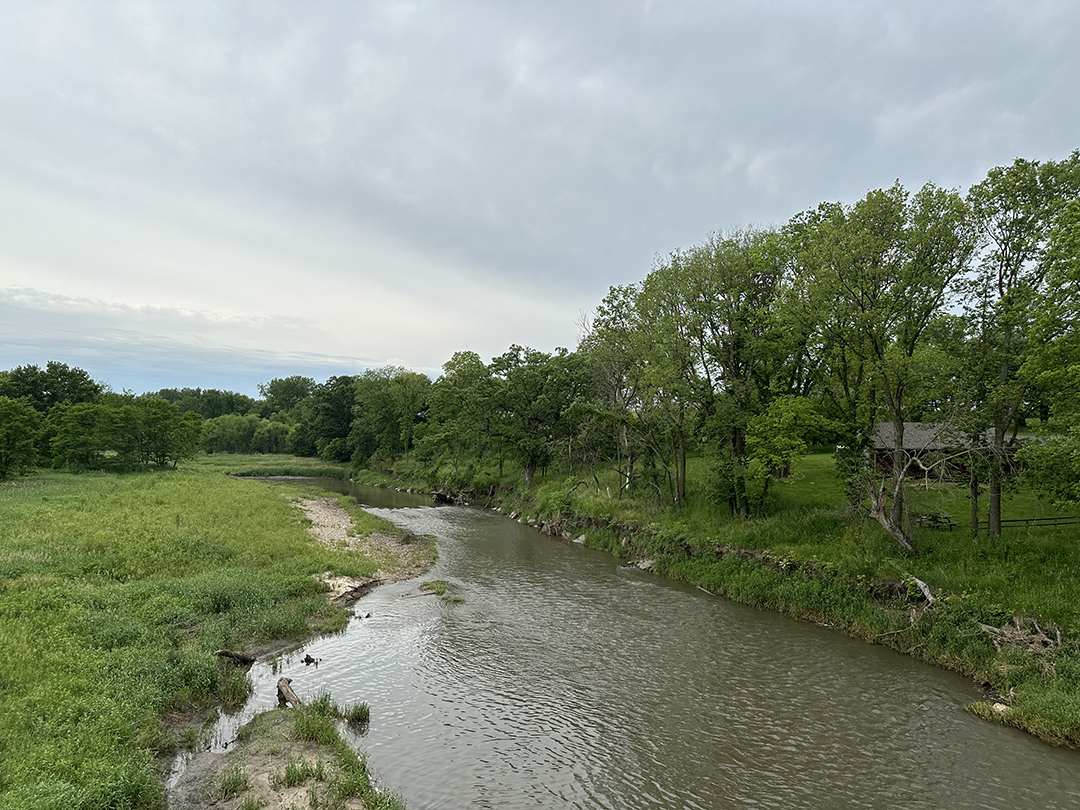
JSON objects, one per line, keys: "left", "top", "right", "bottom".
{"left": 358, "top": 452, "right": 1080, "bottom": 748}
{"left": 188, "top": 452, "right": 349, "bottom": 478}
{"left": 0, "top": 468, "right": 390, "bottom": 810}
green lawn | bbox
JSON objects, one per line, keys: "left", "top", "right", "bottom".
{"left": 0, "top": 469, "right": 382, "bottom": 809}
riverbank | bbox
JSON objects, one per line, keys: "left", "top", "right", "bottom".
{"left": 165, "top": 489, "right": 434, "bottom": 809}
{"left": 167, "top": 702, "right": 401, "bottom": 810}
{"left": 0, "top": 469, "right": 431, "bottom": 809}
{"left": 353, "top": 454, "right": 1080, "bottom": 749}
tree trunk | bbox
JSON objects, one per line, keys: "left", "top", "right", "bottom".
{"left": 969, "top": 465, "right": 980, "bottom": 537}
{"left": 676, "top": 431, "right": 686, "bottom": 506}
{"left": 524, "top": 459, "right": 536, "bottom": 490}
{"left": 870, "top": 479, "right": 915, "bottom": 552}
{"left": 988, "top": 421, "right": 1005, "bottom": 538}
{"left": 890, "top": 416, "right": 906, "bottom": 532}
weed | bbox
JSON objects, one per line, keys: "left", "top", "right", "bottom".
{"left": 218, "top": 764, "right": 249, "bottom": 801}
{"left": 220, "top": 665, "right": 252, "bottom": 712}
{"left": 341, "top": 702, "right": 370, "bottom": 725}
{"left": 292, "top": 705, "right": 339, "bottom": 746}
{"left": 275, "top": 757, "right": 325, "bottom": 788}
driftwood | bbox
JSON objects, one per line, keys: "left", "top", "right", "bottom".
{"left": 978, "top": 616, "right": 1061, "bottom": 654}
{"left": 214, "top": 649, "right": 257, "bottom": 666}
{"left": 277, "top": 677, "right": 302, "bottom": 707}
{"left": 906, "top": 575, "right": 935, "bottom": 605}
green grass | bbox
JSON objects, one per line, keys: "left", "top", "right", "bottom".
{"left": 188, "top": 452, "right": 349, "bottom": 478}
{"left": 274, "top": 757, "right": 326, "bottom": 788}
{"left": 341, "top": 701, "right": 371, "bottom": 725}
{"left": 0, "top": 468, "right": 384, "bottom": 809}
{"left": 218, "top": 764, "right": 250, "bottom": 801}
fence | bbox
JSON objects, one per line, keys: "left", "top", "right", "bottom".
{"left": 977, "top": 515, "right": 1080, "bottom": 530}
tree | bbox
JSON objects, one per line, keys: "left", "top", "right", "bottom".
{"left": 579, "top": 285, "right": 651, "bottom": 495}
{"left": 965, "top": 151, "right": 1080, "bottom": 536}
{"left": 0, "top": 361, "right": 104, "bottom": 412}
{"left": 792, "top": 183, "right": 976, "bottom": 549}
{"left": 252, "top": 420, "right": 290, "bottom": 454}
{"left": 258, "top": 376, "right": 316, "bottom": 415}
{"left": 0, "top": 397, "right": 42, "bottom": 480}
{"left": 635, "top": 229, "right": 808, "bottom": 511}
{"left": 304, "top": 376, "right": 356, "bottom": 462}
{"left": 137, "top": 399, "right": 202, "bottom": 467}
{"left": 350, "top": 367, "right": 431, "bottom": 466}
{"left": 420, "top": 351, "right": 497, "bottom": 477}
{"left": 488, "top": 346, "right": 585, "bottom": 489}
{"left": 1016, "top": 198, "right": 1080, "bottom": 503}
{"left": 201, "top": 413, "right": 263, "bottom": 454}
{"left": 49, "top": 402, "right": 106, "bottom": 470}
{"left": 744, "top": 396, "right": 830, "bottom": 514}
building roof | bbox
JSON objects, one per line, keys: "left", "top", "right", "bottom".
{"left": 871, "top": 422, "right": 975, "bottom": 451}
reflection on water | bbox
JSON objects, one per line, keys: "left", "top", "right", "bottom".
{"left": 198, "top": 480, "right": 1080, "bottom": 809}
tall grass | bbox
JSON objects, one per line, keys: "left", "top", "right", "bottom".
{"left": 0, "top": 469, "right": 381, "bottom": 809}
{"left": 188, "top": 452, "right": 349, "bottom": 478}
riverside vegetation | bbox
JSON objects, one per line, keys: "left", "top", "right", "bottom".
{"left": 0, "top": 463, "right": 424, "bottom": 810}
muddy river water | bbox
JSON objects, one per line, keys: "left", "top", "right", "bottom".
{"left": 199, "top": 481, "right": 1080, "bottom": 809}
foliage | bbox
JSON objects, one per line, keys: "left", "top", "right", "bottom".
{"left": 487, "top": 345, "right": 586, "bottom": 489}
{"left": 0, "top": 396, "right": 43, "bottom": 480}
{"left": 49, "top": 396, "right": 203, "bottom": 471}
{"left": 258, "top": 375, "right": 316, "bottom": 416}
{"left": 150, "top": 386, "right": 258, "bottom": 418}
{"left": 350, "top": 367, "right": 431, "bottom": 467}
{"left": 0, "top": 361, "right": 104, "bottom": 412}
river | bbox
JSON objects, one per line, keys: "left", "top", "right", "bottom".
{"left": 201, "top": 481, "right": 1080, "bottom": 809}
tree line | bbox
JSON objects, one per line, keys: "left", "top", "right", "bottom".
{"left": 2, "top": 152, "right": 1077, "bottom": 553}
{"left": 406, "top": 151, "right": 1080, "bottom": 549}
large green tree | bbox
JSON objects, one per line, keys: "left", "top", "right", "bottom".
{"left": 964, "top": 151, "right": 1080, "bottom": 536}
{"left": 350, "top": 367, "right": 431, "bottom": 466}
{"left": 258, "top": 375, "right": 316, "bottom": 416}
{"left": 0, "top": 361, "right": 103, "bottom": 412}
{"left": 419, "top": 351, "right": 496, "bottom": 476}
{"left": 488, "top": 346, "right": 585, "bottom": 490}
{"left": 0, "top": 397, "right": 42, "bottom": 480}
{"left": 1015, "top": 198, "right": 1080, "bottom": 503}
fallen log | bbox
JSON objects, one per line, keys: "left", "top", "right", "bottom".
{"left": 277, "top": 677, "right": 302, "bottom": 707}
{"left": 214, "top": 649, "right": 256, "bottom": 666}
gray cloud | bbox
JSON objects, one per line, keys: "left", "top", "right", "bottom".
{"left": 1, "top": 1, "right": 1077, "bottom": 393}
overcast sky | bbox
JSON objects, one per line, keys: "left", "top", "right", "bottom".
{"left": 1, "top": 1, "right": 1078, "bottom": 396}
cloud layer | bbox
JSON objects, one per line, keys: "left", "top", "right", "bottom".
{"left": 1, "top": 1, "right": 1077, "bottom": 393}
